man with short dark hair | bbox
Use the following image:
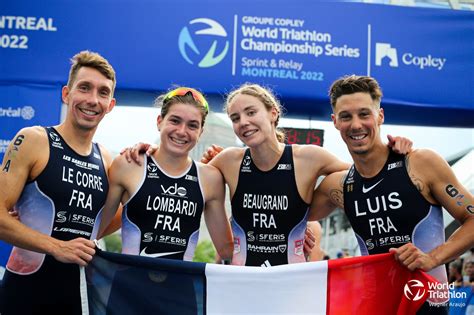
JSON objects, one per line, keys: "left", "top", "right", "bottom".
{"left": 0, "top": 51, "right": 117, "bottom": 314}
{"left": 310, "top": 75, "right": 474, "bottom": 314}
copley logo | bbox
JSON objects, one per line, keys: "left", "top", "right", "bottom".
{"left": 178, "top": 18, "right": 229, "bottom": 68}
{"left": 375, "top": 43, "right": 398, "bottom": 68}
{"left": 404, "top": 280, "right": 426, "bottom": 301}
{"left": 375, "top": 42, "right": 446, "bottom": 70}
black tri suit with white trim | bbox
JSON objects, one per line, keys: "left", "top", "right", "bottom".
{"left": 343, "top": 150, "right": 448, "bottom": 312}
{"left": 231, "top": 145, "right": 309, "bottom": 267}
{"left": 106, "top": 156, "right": 205, "bottom": 315}
{"left": 121, "top": 155, "right": 205, "bottom": 261}
{"left": 1, "top": 127, "right": 109, "bottom": 315}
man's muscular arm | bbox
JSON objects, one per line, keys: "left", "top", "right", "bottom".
{"left": 96, "top": 155, "right": 132, "bottom": 239}
{"left": 391, "top": 149, "right": 474, "bottom": 272}
{"left": 308, "top": 171, "right": 347, "bottom": 221}
{"left": 0, "top": 128, "right": 95, "bottom": 266}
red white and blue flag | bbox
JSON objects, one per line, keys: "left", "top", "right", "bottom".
{"left": 84, "top": 251, "right": 435, "bottom": 314}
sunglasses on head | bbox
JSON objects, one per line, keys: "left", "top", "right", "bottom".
{"left": 163, "top": 87, "right": 209, "bottom": 113}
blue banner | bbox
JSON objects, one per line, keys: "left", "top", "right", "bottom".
{"left": 0, "top": 84, "right": 62, "bottom": 162}
{"left": 1, "top": 1, "right": 473, "bottom": 126}
{"left": 0, "top": 83, "right": 61, "bottom": 266}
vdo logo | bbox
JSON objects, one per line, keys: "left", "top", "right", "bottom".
{"left": 178, "top": 18, "right": 229, "bottom": 68}
{"left": 161, "top": 183, "right": 187, "bottom": 197}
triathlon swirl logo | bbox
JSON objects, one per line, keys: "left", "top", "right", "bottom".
{"left": 404, "top": 279, "right": 426, "bottom": 301}
{"left": 147, "top": 163, "right": 158, "bottom": 173}
{"left": 243, "top": 156, "right": 252, "bottom": 166}
{"left": 178, "top": 18, "right": 229, "bottom": 68}
{"left": 49, "top": 131, "right": 61, "bottom": 142}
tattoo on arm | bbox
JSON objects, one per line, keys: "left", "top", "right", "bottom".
{"left": 2, "top": 134, "right": 25, "bottom": 173}
{"left": 329, "top": 189, "right": 344, "bottom": 208}
{"left": 446, "top": 184, "right": 474, "bottom": 214}
{"left": 329, "top": 172, "right": 348, "bottom": 208}
{"left": 405, "top": 155, "right": 424, "bottom": 193}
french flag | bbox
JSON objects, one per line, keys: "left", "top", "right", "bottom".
{"left": 84, "top": 251, "right": 434, "bottom": 314}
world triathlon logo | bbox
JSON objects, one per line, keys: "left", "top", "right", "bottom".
{"left": 243, "top": 155, "right": 252, "bottom": 166}
{"left": 49, "top": 131, "right": 61, "bottom": 142}
{"left": 404, "top": 280, "right": 426, "bottom": 301}
{"left": 147, "top": 162, "right": 158, "bottom": 173}
{"left": 178, "top": 18, "right": 229, "bottom": 68}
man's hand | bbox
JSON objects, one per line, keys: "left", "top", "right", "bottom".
{"left": 52, "top": 238, "right": 96, "bottom": 267}
{"left": 389, "top": 243, "right": 438, "bottom": 272}
{"left": 201, "top": 145, "right": 224, "bottom": 164}
{"left": 120, "top": 142, "right": 158, "bottom": 166}
{"left": 387, "top": 135, "right": 413, "bottom": 155}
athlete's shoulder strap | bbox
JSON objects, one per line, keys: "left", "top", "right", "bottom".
{"left": 344, "top": 164, "right": 357, "bottom": 185}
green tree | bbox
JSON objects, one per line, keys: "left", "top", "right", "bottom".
{"left": 193, "top": 240, "right": 216, "bottom": 263}
{"left": 103, "top": 233, "right": 122, "bottom": 253}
